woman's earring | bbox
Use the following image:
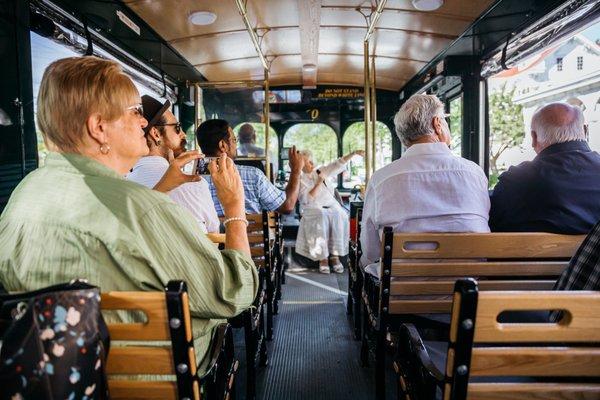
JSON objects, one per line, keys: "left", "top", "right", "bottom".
{"left": 156, "top": 139, "right": 161, "bottom": 146}
{"left": 99, "top": 143, "right": 110, "bottom": 155}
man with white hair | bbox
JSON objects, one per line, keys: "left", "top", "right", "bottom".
{"left": 490, "top": 102, "right": 600, "bottom": 234}
{"left": 360, "top": 94, "right": 490, "bottom": 267}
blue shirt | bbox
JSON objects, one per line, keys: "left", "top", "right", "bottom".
{"left": 205, "top": 164, "right": 285, "bottom": 216}
{"left": 490, "top": 141, "right": 600, "bottom": 234}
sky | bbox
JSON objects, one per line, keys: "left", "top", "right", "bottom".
{"left": 582, "top": 22, "right": 600, "bottom": 42}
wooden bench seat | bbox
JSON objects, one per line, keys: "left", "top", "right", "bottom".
{"left": 361, "top": 229, "right": 585, "bottom": 399}
{"left": 104, "top": 280, "right": 236, "bottom": 400}
{"left": 396, "top": 279, "right": 600, "bottom": 400}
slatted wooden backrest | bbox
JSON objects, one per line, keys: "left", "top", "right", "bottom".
{"left": 102, "top": 282, "right": 200, "bottom": 400}
{"left": 246, "top": 212, "right": 270, "bottom": 268}
{"left": 444, "top": 280, "right": 600, "bottom": 400}
{"left": 382, "top": 232, "right": 584, "bottom": 315}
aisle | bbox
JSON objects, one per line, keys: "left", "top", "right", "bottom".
{"left": 250, "top": 266, "right": 394, "bottom": 400}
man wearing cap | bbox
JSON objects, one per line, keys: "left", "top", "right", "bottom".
{"left": 127, "top": 95, "right": 220, "bottom": 233}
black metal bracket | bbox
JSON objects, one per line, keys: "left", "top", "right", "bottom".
{"left": 82, "top": 17, "right": 93, "bottom": 56}
{"left": 165, "top": 280, "right": 197, "bottom": 400}
{"left": 448, "top": 279, "right": 479, "bottom": 400}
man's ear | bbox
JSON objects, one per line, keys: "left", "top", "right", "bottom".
{"left": 85, "top": 112, "right": 107, "bottom": 146}
{"left": 148, "top": 127, "right": 161, "bottom": 145}
{"left": 531, "top": 130, "right": 538, "bottom": 149}
{"left": 432, "top": 116, "right": 444, "bottom": 141}
{"left": 218, "top": 139, "right": 228, "bottom": 153}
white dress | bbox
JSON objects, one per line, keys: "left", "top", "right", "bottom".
{"left": 295, "top": 158, "right": 349, "bottom": 261}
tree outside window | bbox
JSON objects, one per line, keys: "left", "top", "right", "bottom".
{"left": 488, "top": 83, "right": 525, "bottom": 187}
{"left": 342, "top": 121, "right": 392, "bottom": 188}
{"left": 449, "top": 97, "right": 462, "bottom": 156}
{"left": 283, "top": 123, "right": 337, "bottom": 168}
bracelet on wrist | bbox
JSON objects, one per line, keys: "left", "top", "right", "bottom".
{"left": 223, "top": 216, "right": 249, "bottom": 227}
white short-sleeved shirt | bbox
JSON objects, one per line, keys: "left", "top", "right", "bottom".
{"left": 127, "top": 156, "right": 220, "bottom": 233}
{"left": 360, "top": 143, "right": 490, "bottom": 265}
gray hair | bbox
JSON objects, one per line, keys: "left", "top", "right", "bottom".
{"left": 531, "top": 102, "right": 586, "bottom": 147}
{"left": 299, "top": 149, "right": 312, "bottom": 160}
{"left": 393, "top": 94, "right": 445, "bottom": 146}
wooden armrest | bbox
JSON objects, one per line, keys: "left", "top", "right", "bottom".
{"left": 207, "top": 233, "right": 226, "bottom": 244}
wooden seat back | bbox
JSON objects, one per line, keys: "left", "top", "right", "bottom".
{"left": 444, "top": 279, "right": 600, "bottom": 400}
{"left": 244, "top": 212, "right": 272, "bottom": 269}
{"left": 378, "top": 230, "right": 584, "bottom": 317}
{"left": 103, "top": 281, "right": 200, "bottom": 400}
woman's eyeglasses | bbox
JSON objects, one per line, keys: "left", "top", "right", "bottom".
{"left": 126, "top": 104, "right": 144, "bottom": 117}
{"left": 155, "top": 122, "right": 182, "bottom": 134}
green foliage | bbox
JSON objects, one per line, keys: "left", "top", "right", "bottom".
{"left": 449, "top": 97, "right": 462, "bottom": 156}
{"left": 342, "top": 122, "right": 393, "bottom": 186}
{"left": 283, "top": 124, "right": 338, "bottom": 166}
{"left": 489, "top": 83, "right": 525, "bottom": 178}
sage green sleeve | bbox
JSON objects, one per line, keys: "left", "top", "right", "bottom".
{"left": 137, "top": 203, "right": 259, "bottom": 319}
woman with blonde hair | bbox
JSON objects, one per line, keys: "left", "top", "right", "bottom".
{"left": 295, "top": 149, "right": 364, "bottom": 273}
{"left": 0, "top": 56, "right": 258, "bottom": 367}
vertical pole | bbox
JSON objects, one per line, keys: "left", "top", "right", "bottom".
{"left": 461, "top": 57, "right": 483, "bottom": 166}
{"left": 370, "top": 55, "right": 377, "bottom": 173}
{"left": 194, "top": 84, "right": 202, "bottom": 151}
{"left": 264, "top": 69, "right": 271, "bottom": 180}
{"left": 364, "top": 40, "right": 373, "bottom": 184}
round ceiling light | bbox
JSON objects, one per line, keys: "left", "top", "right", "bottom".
{"left": 188, "top": 11, "right": 217, "bottom": 26}
{"left": 303, "top": 63, "right": 317, "bottom": 72}
{"left": 411, "top": 0, "right": 444, "bottom": 11}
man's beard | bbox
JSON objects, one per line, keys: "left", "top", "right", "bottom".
{"left": 173, "top": 139, "right": 187, "bottom": 157}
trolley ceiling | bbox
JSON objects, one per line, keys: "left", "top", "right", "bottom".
{"left": 123, "top": 0, "right": 495, "bottom": 90}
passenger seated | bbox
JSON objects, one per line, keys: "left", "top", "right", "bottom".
{"left": 360, "top": 94, "right": 490, "bottom": 276}
{"left": 237, "top": 123, "right": 279, "bottom": 173}
{"left": 490, "top": 102, "right": 600, "bottom": 234}
{"left": 237, "top": 123, "right": 265, "bottom": 157}
{"left": 295, "top": 149, "right": 364, "bottom": 274}
{"left": 196, "top": 119, "right": 304, "bottom": 216}
{"left": 0, "top": 57, "right": 258, "bottom": 368}
{"left": 127, "top": 95, "right": 219, "bottom": 233}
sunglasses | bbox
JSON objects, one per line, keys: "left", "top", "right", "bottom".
{"left": 155, "top": 122, "right": 182, "bottom": 134}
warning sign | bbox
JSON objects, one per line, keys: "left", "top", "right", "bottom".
{"left": 315, "top": 87, "right": 363, "bottom": 99}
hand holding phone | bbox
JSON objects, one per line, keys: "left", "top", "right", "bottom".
{"left": 193, "top": 157, "right": 219, "bottom": 175}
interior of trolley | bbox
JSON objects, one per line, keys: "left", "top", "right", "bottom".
{"left": 1, "top": 0, "right": 600, "bottom": 399}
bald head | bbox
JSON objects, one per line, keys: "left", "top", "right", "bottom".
{"left": 531, "top": 102, "right": 585, "bottom": 152}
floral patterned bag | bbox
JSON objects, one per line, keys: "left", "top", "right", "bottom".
{"left": 0, "top": 281, "right": 110, "bottom": 400}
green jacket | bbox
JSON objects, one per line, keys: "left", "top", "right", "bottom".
{"left": 0, "top": 152, "right": 258, "bottom": 367}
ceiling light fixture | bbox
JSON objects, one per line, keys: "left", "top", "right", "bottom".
{"left": 303, "top": 63, "right": 317, "bottom": 72}
{"left": 411, "top": 0, "right": 444, "bottom": 11}
{"left": 188, "top": 11, "right": 217, "bottom": 26}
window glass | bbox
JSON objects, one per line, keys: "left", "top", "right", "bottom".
{"left": 342, "top": 121, "right": 393, "bottom": 188}
{"left": 283, "top": 123, "right": 337, "bottom": 169}
{"left": 487, "top": 19, "right": 600, "bottom": 188}
{"left": 232, "top": 122, "right": 278, "bottom": 166}
{"left": 30, "top": 32, "right": 171, "bottom": 166}
{"left": 449, "top": 96, "right": 462, "bottom": 156}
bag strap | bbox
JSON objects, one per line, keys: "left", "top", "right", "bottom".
{"left": 0, "top": 279, "right": 97, "bottom": 303}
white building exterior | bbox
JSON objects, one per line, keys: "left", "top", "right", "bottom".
{"left": 489, "top": 34, "right": 600, "bottom": 169}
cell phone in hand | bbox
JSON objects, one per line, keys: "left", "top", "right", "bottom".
{"left": 193, "top": 157, "right": 218, "bottom": 175}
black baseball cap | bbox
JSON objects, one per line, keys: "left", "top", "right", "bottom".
{"left": 141, "top": 95, "right": 171, "bottom": 134}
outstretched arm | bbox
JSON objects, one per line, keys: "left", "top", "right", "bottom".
{"left": 278, "top": 146, "right": 305, "bottom": 213}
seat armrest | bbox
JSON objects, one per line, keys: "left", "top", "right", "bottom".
{"left": 400, "top": 324, "right": 445, "bottom": 383}
{"left": 198, "top": 323, "right": 230, "bottom": 379}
